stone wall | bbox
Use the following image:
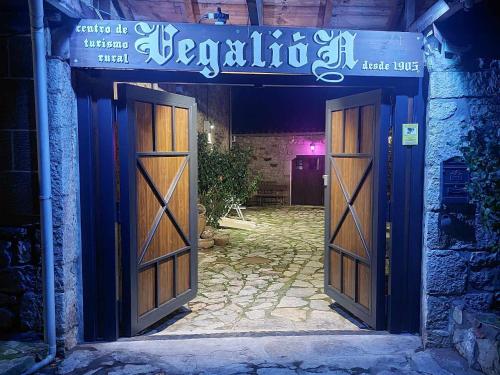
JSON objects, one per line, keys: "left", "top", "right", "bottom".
{"left": 161, "top": 84, "right": 231, "bottom": 149}
{"left": 422, "top": 49, "right": 499, "bottom": 357}
{"left": 47, "top": 57, "right": 82, "bottom": 351}
{"left": 0, "top": 15, "right": 82, "bottom": 351}
{"left": 0, "top": 22, "right": 44, "bottom": 340}
{"left": 234, "top": 133, "right": 325, "bottom": 205}
{"left": 0, "top": 226, "right": 42, "bottom": 335}
{"left": 0, "top": 31, "right": 38, "bottom": 224}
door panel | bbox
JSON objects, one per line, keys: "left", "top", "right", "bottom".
{"left": 118, "top": 84, "right": 197, "bottom": 336}
{"left": 324, "top": 90, "right": 387, "bottom": 329}
{"left": 291, "top": 155, "right": 325, "bottom": 206}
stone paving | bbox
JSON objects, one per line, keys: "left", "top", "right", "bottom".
{"left": 50, "top": 333, "right": 482, "bottom": 374}
{"left": 0, "top": 340, "right": 47, "bottom": 375}
{"left": 44, "top": 206, "right": 481, "bottom": 375}
{"left": 153, "top": 206, "right": 363, "bottom": 335}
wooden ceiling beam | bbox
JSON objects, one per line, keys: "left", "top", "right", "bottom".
{"left": 404, "top": 0, "right": 416, "bottom": 31}
{"left": 111, "top": 0, "right": 126, "bottom": 19}
{"left": 183, "top": 0, "right": 197, "bottom": 23}
{"left": 408, "top": 0, "right": 451, "bottom": 32}
{"left": 386, "top": 0, "right": 404, "bottom": 31}
{"left": 320, "top": 0, "right": 334, "bottom": 28}
{"left": 45, "top": 0, "right": 96, "bottom": 18}
{"left": 247, "top": 0, "right": 263, "bottom": 25}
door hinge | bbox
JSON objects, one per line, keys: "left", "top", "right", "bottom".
{"left": 323, "top": 174, "right": 329, "bottom": 187}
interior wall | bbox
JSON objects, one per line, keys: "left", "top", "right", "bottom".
{"left": 161, "top": 84, "right": 231, "bottom": 149}
{"left": 234, "top": 133, "right": 325, "bottom": 205}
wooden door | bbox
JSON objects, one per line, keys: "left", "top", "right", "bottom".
{"left": 324, "top": 90, "right": 388, "bottom": 329}
{"left": 291, "top": 155, "right": 325, "bottom": 206}
{"left": 117, "top": 85, "right": 197, "bottom": 336}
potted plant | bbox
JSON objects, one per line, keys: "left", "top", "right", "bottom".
{"left": 198, "top": 133, "right": 259, "bottom": 230}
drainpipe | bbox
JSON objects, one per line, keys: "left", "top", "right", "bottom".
{"left": 24, "top": 0, "right": 57, "bottom": 373}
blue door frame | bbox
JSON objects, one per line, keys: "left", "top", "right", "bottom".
{"left": 76, "top": 70, "right": 425, "bottom": 340}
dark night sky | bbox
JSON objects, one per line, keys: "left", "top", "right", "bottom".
{"left": 231, "top": 86, "right": 362, "bottom": 134}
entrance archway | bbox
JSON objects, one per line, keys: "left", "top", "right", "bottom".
{"left": 74, "top": 20, "right": 425, "bottom": 340}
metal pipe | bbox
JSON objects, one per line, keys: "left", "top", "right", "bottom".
{"left": 24, "top": 0, "right": 57, "bottom": 373}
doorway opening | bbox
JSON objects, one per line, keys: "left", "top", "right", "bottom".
{"left": 154, "top": 205, "right": 364, "bottom": 334}
{"left": 119, "top": 84, "right": 389, "bottom": 336}
{"left": 78, "top": 73, "right": 423, "bottom": 341}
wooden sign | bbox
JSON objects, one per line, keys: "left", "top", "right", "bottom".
{"left": 70, "top": 20, "right": 424, "bottom": 83}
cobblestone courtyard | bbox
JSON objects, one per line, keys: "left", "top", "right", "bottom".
{"left": 45, "top": 207, "right": 480, "bottom": 375}
{"left": 153, "top": 206, "right": 363, "bottom": 335}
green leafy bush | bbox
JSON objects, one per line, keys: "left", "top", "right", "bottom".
{"left": 198, "top": 133, "right": 259, "bottom": 227}
{"left": 460, "top": 121, "right": 500, "bottom": 247}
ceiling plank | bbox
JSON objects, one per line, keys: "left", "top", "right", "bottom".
{"left": 320, "top": 0, "right": 334, "bottom": 28}
{"left": 45, "top": 0, "right": 97, "bottom": 18}
{"left": 404, "top": 0, "right": 416, "bottom": 31}
{"left": 247, "top": 0, "right": 263, "bottom": 25}
{"left": 408, "top": 0, "right": 450, "bottom": 32}
{"left": 111, "top": 0, "right": 126, "bottom": 19}
{"left": 183, "top": 0, "right": 197, "bottom": 23}
{"left": 386, "top": 0, "right": 404, "bottom": 30}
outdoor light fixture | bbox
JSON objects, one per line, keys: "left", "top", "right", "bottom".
{"left": 310, "top": 142, "right": 316, "bottom": 153}
{"left": 201, "top": 7, "right": 229, "bottom": 25}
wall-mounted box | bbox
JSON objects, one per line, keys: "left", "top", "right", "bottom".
{"left": 440, "top": 157, "right": 470, "bottom": 205}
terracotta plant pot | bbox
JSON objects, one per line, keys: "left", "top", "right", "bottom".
{"left": 201, "top": 226, "right": 215, "bottom": 239}
{"left": 198, "top": 238, "right": 214, "bottom": 250}
{"left": 197, "top": 204, "right": 207, "bottom": 237}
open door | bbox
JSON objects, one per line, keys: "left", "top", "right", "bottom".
{"left": 117, "top": 85, "right": 198, "bottom": 336}
{"left": 324, "top": 90, "right": 388, "bottom": 330}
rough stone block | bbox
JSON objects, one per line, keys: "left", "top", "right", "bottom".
{"left": 12, "top": 131, "right": 37, "bottom": 171}
{"left": 425, "top": 52, "right": 464, "bottom": 73}
{"left": 469, "top": 99, "right": 500, "bottom": 122}
{"left": 0, "top": 307, "right": 14, "bottom": 330}
{"left": 452, "top": 305, "right": 463, "bottom": 325}
{"left": 425, "top": 296, "right": 453, "bottom": 329}
{"left": 45, "top": 58, "right": 82, "bottom": 351}
{"left": 464, "top": 293, "right": 494, "bottom": 311}
{"left": 0, "top": 171, "right": 39, "bottom": 221}
{"left": 425, "top": 329, "right": 452, "bottom": 347}
{"left": 423, "top": 212, "right": 442, "bottom": 249}
{"left": 19, "top": 291, "right": 42, "bottom": 331}
{"left": 425, "top": 118, "right": 467, "bottom": 162}
{"left": 469, "top": 268, "right": 499, "bottom": 292}
{"left": 0, "top": 266, "right": 36, "bottom": 294}
{"left": 55, "top": 288, "right": 80, "bottom": 335}
{"left": 455, "top": 328, "right": 478, "bottom": 365}
{"left": 0, "top": 227, "right": 27, "bottom": 239}
{"left": 0, "top": 38, "right": 7, "bottom": 77}
{"left": 0, "top": 355, "right": 35, "bottom": 375}
{"left": 429, "top": 70, "right": 498, "bottom": 99}
{"left": 428, "top": 100, "right": 458, "bottom": 121}
{"left": 426, "top": 250, "right": 467, "bottom": 295}
{"left": 0, "top": 131, "right": 12, "bottom": 171}
{"left": 422, "top": 169, "right": 441, "bottom": 212}
{"left": 0, "top": 240, "right": 12, "bottom": 268}
{"left": 0, "top": 293, "right": 16, "bottom": 307}
{"left": 14, "top": 240, "right": 31, "bottom": 264}
{"left": 476, "top": 338, "right": 499, "bottom": 375}
{"left": 469, "top": 252, "right": 499, "bottom": 268}
{"left": 8, "top": 36, "right": 32, "bottom": 78}
{"left": 0, "top": 80, "right": 35, "bottom": 130}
